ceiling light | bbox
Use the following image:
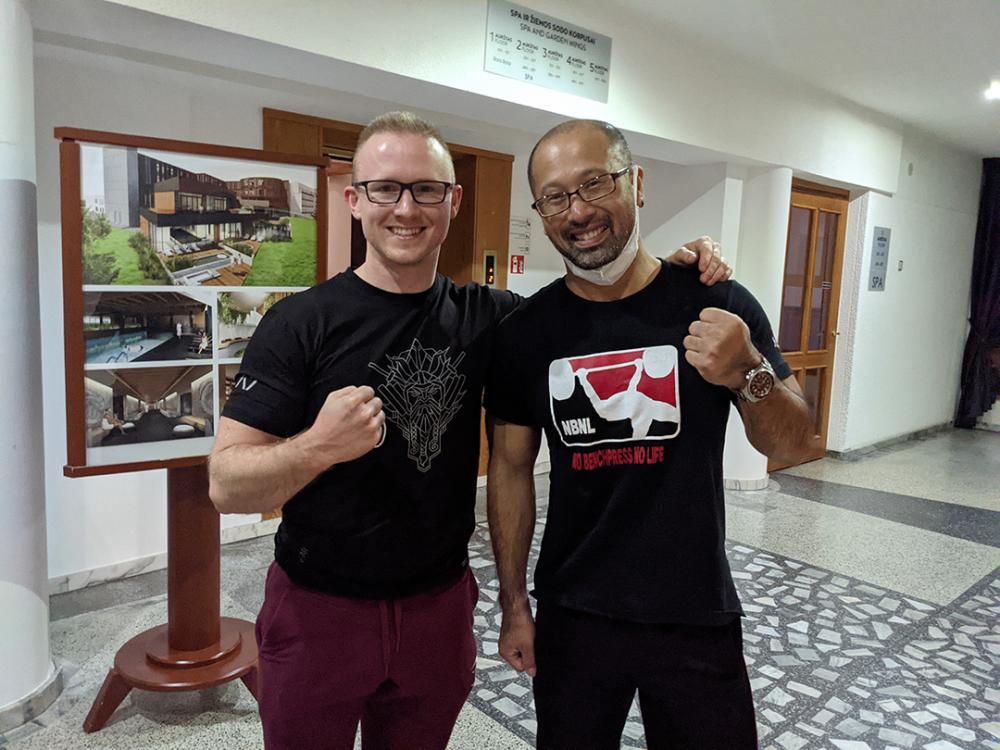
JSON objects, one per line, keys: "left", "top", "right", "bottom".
{"left": 986, "top": 81, "right": 1000, "bottom": 101}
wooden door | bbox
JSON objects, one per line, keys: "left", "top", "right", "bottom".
{"left": 771, "top": 183, "right": 848, "bottom": 470}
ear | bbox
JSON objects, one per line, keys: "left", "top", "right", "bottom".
{"left": 635, "top": 166, "right": 645, "bottom": 208}
{"left": 345, "top": 185, "right": 362, "bottom": 219}
{"left": 449, "top": 184, "right": 463, "bottom": 219}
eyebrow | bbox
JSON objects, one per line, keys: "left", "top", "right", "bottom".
{"left": 539, "top": 168, "right": 609, "bottom": 194}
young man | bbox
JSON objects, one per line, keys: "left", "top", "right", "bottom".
{"left": 208, "top": 112, "right": 729, "bottom": 750}
{"left": 485, "top": 120, "right": 814, "bottom": 750}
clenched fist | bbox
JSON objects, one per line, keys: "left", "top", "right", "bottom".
{"left": 300, "top": 385, "right": 385, "bottom": 469}
{"left": 683, "top": 307, "right": 760, "bottom": 390}
{"left": 499, "top": 607, "right": 537, "bottom": 678}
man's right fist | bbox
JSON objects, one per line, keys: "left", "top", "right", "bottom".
{"left": 302, "top": 385, "right": 385, "bottom": 469}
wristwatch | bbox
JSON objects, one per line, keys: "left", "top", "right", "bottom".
{"left": 735, "top": 357, "right": 775, "bottom": 403}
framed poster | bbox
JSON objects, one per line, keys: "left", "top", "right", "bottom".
{"left": 58, "top": 128, "right": 329, "bottom": 476}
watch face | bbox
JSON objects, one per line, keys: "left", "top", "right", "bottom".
{"left": 748, "top": 370, "right": 774, "bottom": 399}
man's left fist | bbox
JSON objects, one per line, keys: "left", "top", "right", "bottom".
{"left": 683, "top": 307, "right": 760, "bottom": 390}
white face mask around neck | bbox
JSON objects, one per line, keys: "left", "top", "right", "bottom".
{"left": 562, "top": 165, "right": 641, "bottom": 286}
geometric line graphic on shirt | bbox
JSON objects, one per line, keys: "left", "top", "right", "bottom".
{"left": 369, "top": 339, "right": 467, "bottom": 473}
{"left": 548, "top": 344, "right": 681, "bottom": 447}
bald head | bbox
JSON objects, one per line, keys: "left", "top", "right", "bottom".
{"left": 527, "top": 119, "right": 632, "bottom": 192}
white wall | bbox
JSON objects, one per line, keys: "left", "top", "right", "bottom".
{"left": 81, "top": 0, "right": 904, "bottom": 192}
{"left": 642, "top": 162, "right": 727, "bottom": 253}
{"left": 502, "top": 149, "right": 563, "bottom": 298}
{"left": 828, "top": 129, "right": 981, "bottom": 451}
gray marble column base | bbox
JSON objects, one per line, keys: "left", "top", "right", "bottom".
{"left": 0, "top": 662, "right": 63, "bottom": 734}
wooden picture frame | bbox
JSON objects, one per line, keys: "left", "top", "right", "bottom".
{"left": 57, "top": 128, "right": 328, "bottom": 477}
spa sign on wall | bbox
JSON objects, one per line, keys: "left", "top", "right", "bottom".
{"left": 485, "top": 0, "right": 612, "bottom": 102}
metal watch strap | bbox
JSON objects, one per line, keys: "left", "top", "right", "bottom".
{"left": 736, "top": 357, "right": 775, "bottom": 403}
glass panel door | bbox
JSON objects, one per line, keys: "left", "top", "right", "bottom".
{"left": 808, "top": 211, "right": 839, "bottom": 352}
{"left": 779, "top": 206, "right": 813, "bottom": 353}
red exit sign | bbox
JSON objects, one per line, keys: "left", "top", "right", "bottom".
{"left": 510, "top": 255, "right": 525, "bottom": 274}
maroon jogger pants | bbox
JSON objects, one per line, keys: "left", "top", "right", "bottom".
{"left": 255, "top": 562, "right": 478, "bottom": 750}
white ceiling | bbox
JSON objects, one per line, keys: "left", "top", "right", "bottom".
{"left": 582, "top": 0, "right": 1000, "bottom": 157}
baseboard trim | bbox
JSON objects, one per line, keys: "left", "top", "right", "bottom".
{"left": 47, "top": 517, "right": 281, "bottom": 595}
{"left": 826, "top": 422, "right": 953, "bottom": 462}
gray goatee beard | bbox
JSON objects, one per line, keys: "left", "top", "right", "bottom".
{"left": 558, "top": 238, "right": 624, "bottom": 270}
{"left": 559, "top": 214, "right": 634, "bottom": 269}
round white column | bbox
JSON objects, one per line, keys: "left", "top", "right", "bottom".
{"left": 0, "top": 0, "right": 59, "bottom": 730}
{"left": 723, "top": 166, "right": 793, "bottom": 489}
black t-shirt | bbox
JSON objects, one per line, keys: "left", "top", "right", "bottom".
{"left": 485, "top": 263, "right": 791, "bottom": 625}
{"left": 223, "top": 269, "right": 519, "bottom": 599}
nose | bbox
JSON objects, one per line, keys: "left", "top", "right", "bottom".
{"left": 566, "top": 192, "right": 597, "bottom": 223}
{"left": 393, "top": 187, "right": 420, "bottom": 215}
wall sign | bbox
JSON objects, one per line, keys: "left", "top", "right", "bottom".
{"left": 509, "top": 215, "right": 531, "bottom": 254}
{"left": 868, "top": 226, "right": 891, "bottom": 291}
{"left": 510, "top": 255, "right": 525, "bottom": 274}
{"left": 485, "top": 0, "right": 612, "bottom": 103}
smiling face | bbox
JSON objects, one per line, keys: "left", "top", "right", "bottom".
{"left": 530, "top": 126, "right": 642, "bottom": 270}
{"left": 346, "top": 132, "right": 462, "bottom": 276}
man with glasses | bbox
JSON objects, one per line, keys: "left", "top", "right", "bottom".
{"left": 209, "top": 111, "right": 729, "bottom": 750}
{"left": 485, "top": 119, "right": 813, "bottom": 749}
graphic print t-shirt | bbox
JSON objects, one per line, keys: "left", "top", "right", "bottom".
{"left": 485, "top": 264, "right": 790, "bottom": 625}
{"left": 223, "top": 270, "right": 518, "bottom": 598}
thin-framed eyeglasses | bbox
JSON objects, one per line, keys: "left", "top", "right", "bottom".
{"left": 353, "top": 180, "right": 454, "bottom": 205}
{"left": 530, "top": 167, "right": 631, "bottom": 217}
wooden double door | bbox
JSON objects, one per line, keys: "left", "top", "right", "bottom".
{"left": 772, "top": 183, "right": 849, "bottom": 469}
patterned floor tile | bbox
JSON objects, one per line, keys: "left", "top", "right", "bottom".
{"left": 467, "top": 514, "right": 999, "bottom": 750}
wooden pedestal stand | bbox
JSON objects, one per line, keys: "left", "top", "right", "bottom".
{"left": 82, "top": 464, "right": 259, "bottom": 732}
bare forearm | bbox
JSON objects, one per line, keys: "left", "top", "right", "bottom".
{"left": 739, "top": 379, "right": 813, "bottom": 463}
{"left": 487, "top": 460, "right": 536, "bottom": 615}
{"left": 209, "top": 435, "right": 326, "bottom": 514}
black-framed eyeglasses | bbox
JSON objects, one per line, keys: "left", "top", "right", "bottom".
{"left": 531, "top": 167, "right": 631, "bottom": 217}
{"left": 353, "top": 180, "right": 454, "bottom": 205}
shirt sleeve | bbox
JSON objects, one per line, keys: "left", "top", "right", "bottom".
{"left": 725, "top": 281, "right": 793, "bottom": 381}
{"left": 489, "top": 287, "right": 525, "bottom": 321}
{"left": 221, "top": 298, "right": 312, "bottom": 438}
{"left": 484, "top": 311, "right": 537, "bottom": 426}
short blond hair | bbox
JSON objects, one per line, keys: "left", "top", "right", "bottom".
{"left": 353, "top": 111, "right": 454, "bottom": 179}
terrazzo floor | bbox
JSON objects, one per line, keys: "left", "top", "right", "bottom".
{"left": 3, "top": 429, "right": 997, "bottom": 749}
